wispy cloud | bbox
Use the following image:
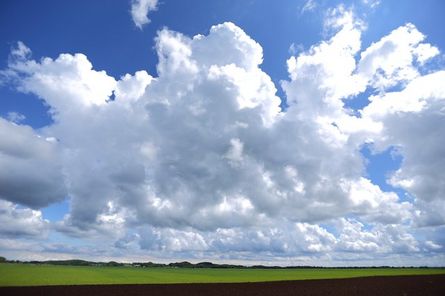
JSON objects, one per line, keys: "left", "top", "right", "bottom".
{"left": 5, "top": 111, "right": 25, "bottom": 123}
{"left": 301, "top": 0, "right": 317, "bottom": 13}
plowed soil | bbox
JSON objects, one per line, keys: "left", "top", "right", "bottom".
{"left": 1, "top": 274, "right": 444, "bottom": 296}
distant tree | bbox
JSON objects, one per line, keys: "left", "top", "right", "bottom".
{"left": 106, "top": 261, "right": 123, "bottom": 267}
{"left": 169, "top": 261, "right": 194, "bottom": 268}
{"left": 0, "top": 256, "right": 6, "bottom": 263}
{"left": 137, "top": 262, "right": 166, "bottom": 268}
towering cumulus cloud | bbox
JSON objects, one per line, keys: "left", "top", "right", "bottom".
{"left": 1, "top": 8, "right": 444, "bottom": 264}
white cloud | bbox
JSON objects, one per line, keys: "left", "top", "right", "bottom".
{"left": 224, "top": 138, "right": 244, "bottom": 166}
{"left": 357, "top": 23, "right": 439, "bottom": 90}
{"left": 1, "top": 7, "right": 444, "bottom": 264}
{"left": 335, "top": 218, "right": 419, "bottom": 253}
{"left": 9, "top": 41, "right": 31, "bottom": 60}
{"left": 115, "top": 70, "right": 153, "bottom": 103}
{"left": 301, "top": 0, "right": 317, "bottom": 13}
{"left": 0, "top": 200, "right": 48, "bottom": 238}
{"left": 361, "top": 71, "right": 445, "bottom": 225}
{"left": 362, "top": 0, "right": 381, "bottom": 9}
{"left": 9, "top": 52, "right": 117, "bottom": 111}
{"left": 425, "top": 240, "right": 442, "bottom": 251}
{"left": 135, "top": 220, "right": 338, "bottom": 256}
{"left": 284, "top": 6, "right": 366, "bottom": 118}
{"left": 414, "top": 43, "right": 440, "bottom": 65}
{"left": 131, "top": 0, "right": 158, "bottom": 29}
{"left": 344, "top": 177, "right": 413, "bottom": 224}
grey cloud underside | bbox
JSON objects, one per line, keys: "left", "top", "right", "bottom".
{"left": 1, "top": 12, "right": 444, "bottom": 262}
{"left": 0, "top": 118, "right": 66, "bottom": 208}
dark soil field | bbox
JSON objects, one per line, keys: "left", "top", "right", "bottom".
{"left": 1, "top": 274, "right": 444, "bottom": 296}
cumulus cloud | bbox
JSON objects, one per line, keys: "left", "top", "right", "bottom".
{"left": 111, "top": 218, "right": 424, "bottom": 264}
{"left": 131, "top": 0, "right": 158, "bottom": 29}
{"left": 361, "top": 71, "right": 445, "bottom": 226}
{"left": 0, "top": 118, "right": 66, "bottom": 208}
{"left": 357, "top": 23, "right": 439, "bottom": 90}
{"left": 1, "top": 6, "right": 444, "bottom": 264}
{"left": 0, "top": 200, "right": 48, "bottom": 238}
{"left": 335, "top": 218, "right": 418, "bottom": 254}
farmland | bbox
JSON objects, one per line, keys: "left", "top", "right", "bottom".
{"left": 1, "top": 263, "right": 444, "bottom": 287}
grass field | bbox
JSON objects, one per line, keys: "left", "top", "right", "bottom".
{"left": 1, "top": 263, "right": 444, "bottom": 287}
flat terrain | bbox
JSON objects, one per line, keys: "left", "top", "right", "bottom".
{"left": 1, "top": 263, "right": 445, "bottom": 286}
{"left": 1, "top": 274, "right": 444, "bottom": 296}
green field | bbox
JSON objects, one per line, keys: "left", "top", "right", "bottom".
{"left": 1, "top": 263, "right": 444, "bottom": 287}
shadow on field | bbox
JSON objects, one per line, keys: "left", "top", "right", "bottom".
{"left": 1, "top": 274, "right": 445, "bottom": 296}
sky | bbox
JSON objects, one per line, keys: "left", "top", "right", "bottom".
{"left": 0, "top": 0, "right": 444, "bottom": 266}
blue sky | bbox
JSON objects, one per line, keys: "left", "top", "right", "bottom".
{"left": 0, "top": 0, "right": 445, "bottom": 265}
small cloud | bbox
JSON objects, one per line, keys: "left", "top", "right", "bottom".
{"left": 6, "top": 112, "right": 26, "bottom": 124}
{"left": 301, "top": 0, "right": 317, "bottom": 13}
{"left": 131, "top": 0, "right": 159, "bottom": 29}
{"left": 288, "top": 43, "right": 304, "bottom": 55}
{"left": 362, "top": 0, "right": 381, "bottom": 9}
{"left": 322, "top": 4, "right": 366, "bottom": 38}
{"left": 425, "top": 240, "right": 441, "bottom": 251}
{"left": 224, "top": 138, "right": 244, "bottom": 167}
{"left": 10, "top": 41, "right": 31, "bottom": 60}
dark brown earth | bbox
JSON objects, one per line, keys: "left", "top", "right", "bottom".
{"left": 1, "top": 274, "right": 445, "bottom": 296}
